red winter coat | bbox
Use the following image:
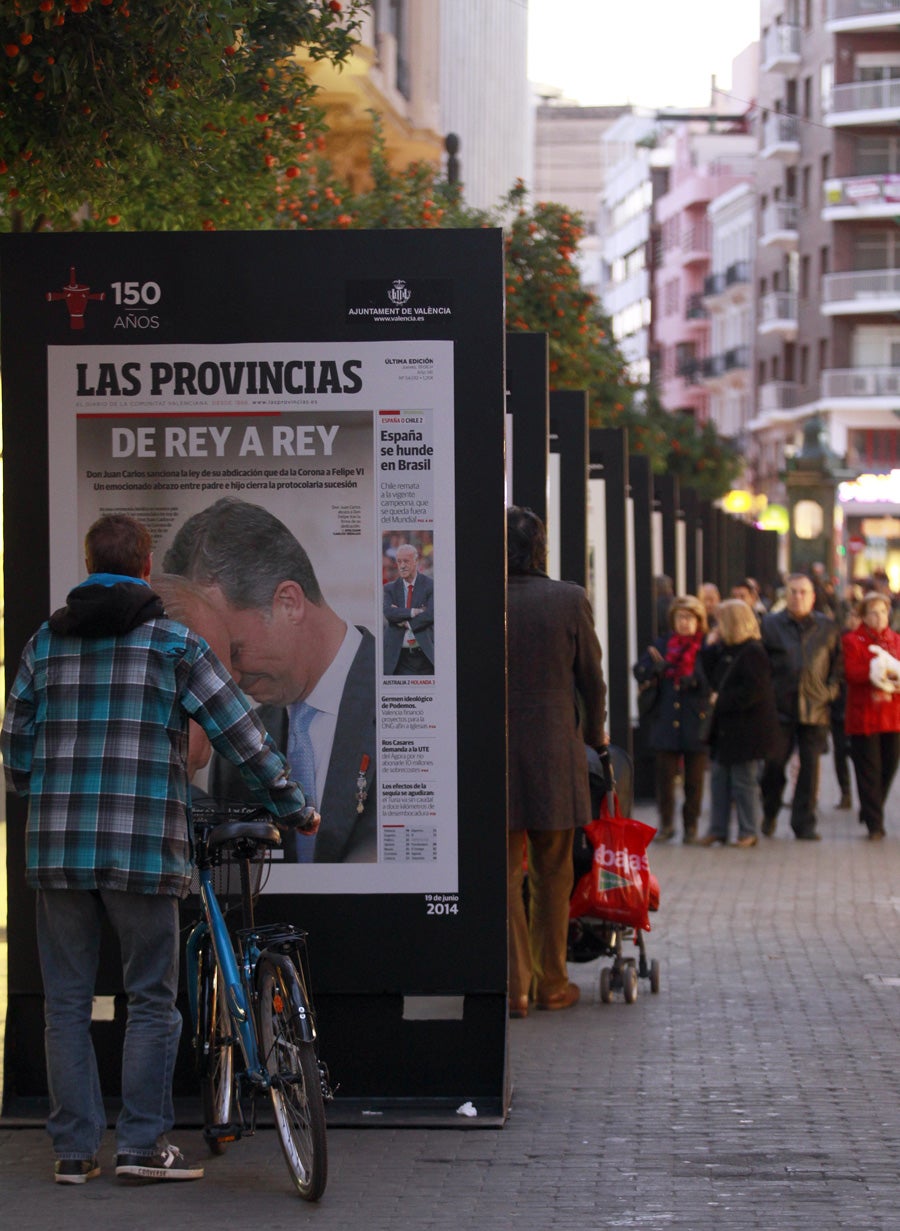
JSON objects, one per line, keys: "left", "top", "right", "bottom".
{"left": 842, "top": 624, "right": 900, "bottom": 736}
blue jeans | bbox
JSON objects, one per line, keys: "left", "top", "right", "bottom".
{"left": 709, "top": 759, "right": 760, "bottom": 840}
{"left": 36, "top": 888, "right": 182, "bottom": 1159}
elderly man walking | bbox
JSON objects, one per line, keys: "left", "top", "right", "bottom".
{"left": 759, "top": 573, "right": 843, "bottom": 840}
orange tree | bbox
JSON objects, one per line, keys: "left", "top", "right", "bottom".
{"left": 270, "top": 115, "right": 492, "bottom": 231}
{"left": 0, "top": 0, "right": 367, "bottom": 231}
{"left": 640, "top": 387, "right": 743, "bottom": 502}
{"left": 502, "top": 182, "right": 635, "bottom": 424}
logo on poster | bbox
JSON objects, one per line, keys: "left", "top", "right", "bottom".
{"left": 346, "top": 278, "right": 453, "bottom": 325}
{"left": 46, "top": 266, "right": 105, "bottom": 331}
{"left": 388, "top": 279, "right": 412, "bottom": 307}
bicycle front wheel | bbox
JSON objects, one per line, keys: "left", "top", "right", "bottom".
{"left": 197, "top": 940, "right": 235, "bottom": 1154}
{"left": 257, "top": 958, "right": 328, "bottom": 1201}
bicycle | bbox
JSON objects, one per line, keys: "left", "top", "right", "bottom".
{"left": 185, "top": 799, "right": 331, "bottom": 1200}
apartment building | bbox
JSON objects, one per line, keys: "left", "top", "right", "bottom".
{"left": 654, "top": 123, "right": 757, "bottom": 422}
{"left": 704, "top": 182, "right": 758, "bottom": 447}
{"left": 599, "top": 111, "right": 670, "bottom": 390}
{"left": 751, "top": 0, "right": 900, "bottom": 582}
{"left": 302, "top": 0, "right": 530, "bottom": 209}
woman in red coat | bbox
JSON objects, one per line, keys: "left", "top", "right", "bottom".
{"left": 842, "top": 591, "right": 900, "bottom": 839}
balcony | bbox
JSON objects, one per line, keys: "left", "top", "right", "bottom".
{"left": 821, "top": 367, "right": 900, "bottom": 400}
{"left": 826, "top": 0, "right": 900, "bottom": 33}
{"left": 827, "top": 79, "right": 900, "bottom": 127}
{"left": 760, "top": 113, "right": 800, "bottom": 160}
{"left": 759, "top": 381, "right": 802, "bottom": 414}
{"left": 677, "top": 357, "right": 703, "bottom": 385}
{"left": 724, "top": 345, "right": 752, "bottom": 372}
{"left": 821, "top": 269, "right": 900, "bottom": 314}
{"left": 760, "top": 201, "right": 800, "bottom": 248}
{"left": 685, "top": 292, "right": 709, "bottom": 321}
{"left": 758, "top": 291, "right": 799, "bottom": 338}
{"left": 680, "top": 220, "right": 710, "bottom": 266}
{"left": 761, "top": 23, "right": 801, "bottom": 72}
{"left": 822, "top": 174, "right": 900, "bottom": 220}
{"left": 703, "top": 271, "right": 726, "bottom": 301}
{"left": 685, "top": 293, "right": 710, "bottom": 332}
{"left": 725, "top": 259, "right": 752, "bottom": 289}
{"left": 703, "top": 263, "right": 752, "bottom": 313}
{"left": 700, "top": 348, "right": 751, "bottom": 388}
{"left": 701, "top": 354, "right": 726, "bottom": 381}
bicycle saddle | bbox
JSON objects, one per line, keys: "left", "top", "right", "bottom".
{"left": 207, "top": 819, "right": 283, "bottom": 851}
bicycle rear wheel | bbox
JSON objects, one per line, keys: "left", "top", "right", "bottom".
{"left": 197, "top": 940, "right": 235, "bottom": 1154}
{"left": 257, "top": 958, "right": 328, "bottom": 1201}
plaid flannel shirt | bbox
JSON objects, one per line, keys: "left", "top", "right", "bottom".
{"left": 1, "top": 616, "right": 306, "bottom": 896}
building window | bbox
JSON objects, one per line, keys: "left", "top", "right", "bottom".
{"left": 801, "top": 254, "right": 811, "bottom": 298}
{"left": 374, "top": 0, "right": 410, "bottom": 99}
{"left": 855, "top": 229, "right": 900, "bottom": 270}
{"left": 820, "top": 245, "right": 830, "bottom": 276}
{"left": 857, "top": 135, "right": 900, "bottom": 176}
{"left": 848, "top": 430, "right": 900, "bottom": 469}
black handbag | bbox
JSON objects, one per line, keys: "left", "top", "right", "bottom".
{"left": 637, "top": 675, "right": 660, "bottom": 720}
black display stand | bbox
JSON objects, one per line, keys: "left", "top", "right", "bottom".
{"left": 0, "top": 229, "right": 508, "bottom": 1126}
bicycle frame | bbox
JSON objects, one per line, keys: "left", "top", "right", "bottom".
{"left": 184, "top": 806, "right": 330, "bottom": 1200}
{"left": 185, "top": 844, "right": 319, "bottom": 1087}
{"left": 185, "top": 864, "right": 269, "bottom": 1086}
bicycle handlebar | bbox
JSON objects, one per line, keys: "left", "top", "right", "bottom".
{"left": 191, "top": 798, "right": 321, "bottom": 835}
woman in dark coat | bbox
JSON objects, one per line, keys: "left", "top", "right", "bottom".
{"left": 634, "top": 594, "right": 712, "bottom": 843}
{"left": 506, "top": 507, "right": 607, "bottom": 1018}
{"left": 699, "top": 598, "right": 777, "bottom": 847}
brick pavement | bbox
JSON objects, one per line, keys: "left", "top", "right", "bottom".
{"left": 3, "top": 762, "right": 900, "bottom": 1229}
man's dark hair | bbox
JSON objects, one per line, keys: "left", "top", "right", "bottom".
{"left": 162, "top": 497, "right": 323, "bottom": 609}
{"left": 507, "top": 506, "right": 547, "bottom": 575}
{"left": 85, "top": 514, "right": 152, "bottom": 577}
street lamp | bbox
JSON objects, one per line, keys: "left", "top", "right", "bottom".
{"left": 781, "top": 414, "right": 853, "bottom": 577}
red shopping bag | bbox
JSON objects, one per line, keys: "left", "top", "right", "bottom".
{"left": 569, "top": 796, "right": 657, "bottom": 932}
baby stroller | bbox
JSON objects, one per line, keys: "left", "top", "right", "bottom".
{"left": 567, "top": 746, "right": 661, "bottom": 1004}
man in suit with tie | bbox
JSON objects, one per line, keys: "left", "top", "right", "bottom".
{"left": 162, "top": 497, "right": 376, "bottom": 863}
{"left": 383, "top": 543, "right": 435, "bottom": 675}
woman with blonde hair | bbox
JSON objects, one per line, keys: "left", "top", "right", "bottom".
{"left": 634, "top": 594, "right": 712, "bottom": 843}
{"left": 698, "top": 598, "right": 777, "bottom": 847}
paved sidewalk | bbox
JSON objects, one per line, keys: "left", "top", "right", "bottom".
{"left": 3, "top": 766, "right": 900, "bottom": 1229}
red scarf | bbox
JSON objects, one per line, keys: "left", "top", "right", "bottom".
{"left": 664, "top": 632, "right": 703, "bottom": 680}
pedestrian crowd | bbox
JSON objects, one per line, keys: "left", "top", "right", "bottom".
{"left": 635, "top": 567, "right": 900, "bottom": 847}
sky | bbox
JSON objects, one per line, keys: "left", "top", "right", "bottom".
{"left": 527, "top": 0, "right": 761, "bottom": 111}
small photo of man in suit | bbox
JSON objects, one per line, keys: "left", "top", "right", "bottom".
{"left": 383, "top": 539, "right": 434, "bottom": 676}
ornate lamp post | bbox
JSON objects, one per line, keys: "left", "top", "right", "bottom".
{"left": 781, "top": 414, "right": 853, "bottom": 577}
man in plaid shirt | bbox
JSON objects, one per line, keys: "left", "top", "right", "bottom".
{"left": 1, "top": 514, "right": 317, "bottom": 1185}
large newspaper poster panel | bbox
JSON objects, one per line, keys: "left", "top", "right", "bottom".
{"left": 1, "top": 229, "right": 507, "bottom": 1118}
{"left": 47, "top": 340, "right": 456, "bottom": 895}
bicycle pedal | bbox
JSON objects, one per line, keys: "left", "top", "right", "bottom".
{"left": 204, "top": 1124, "right": 242, "bottom": 1145}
